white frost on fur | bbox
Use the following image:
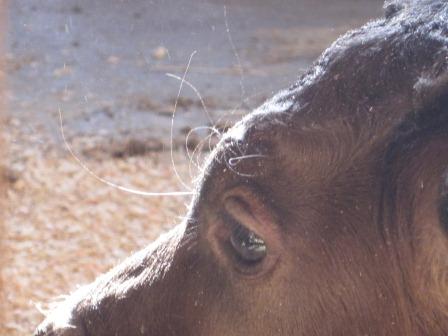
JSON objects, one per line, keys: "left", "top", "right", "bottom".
{"left": 413, "top": 76, "right": 436, "bottom": 92}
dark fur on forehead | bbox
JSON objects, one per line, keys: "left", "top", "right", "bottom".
{"left": 270, "top": 0, "right": 448, "bottom": 139}
{"left": 383, "top": 0, "right": 447, "bottom": 18}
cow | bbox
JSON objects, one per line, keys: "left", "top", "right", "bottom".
{"left": 35, "top": 0, "right": 448, "bottom": 335}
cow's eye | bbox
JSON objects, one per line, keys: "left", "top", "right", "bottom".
{"left": 214, "top": 189, "right": 281, "bottom": 277}
{"left": 230, "top": 223, "right": 267, "bottom": 265}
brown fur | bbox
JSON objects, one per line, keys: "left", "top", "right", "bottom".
{"left": 35, "top": 1, "right": 448, "bottom": 335}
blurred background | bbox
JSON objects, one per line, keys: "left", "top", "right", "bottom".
{"left": 4, "top": 0, "right": 382, "bottom": 334}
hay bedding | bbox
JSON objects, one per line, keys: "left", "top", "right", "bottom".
{"left": 3, "top": 125, "right": 196, "bottom": 335}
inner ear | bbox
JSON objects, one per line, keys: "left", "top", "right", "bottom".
{"left": 207, "top": 186, "right": 283, "bottom": 279}
{"left": 413, "top": 51, "right": 448, "bottom": 120}
{"left": 439, "top": 172, "right": 448, "bottom": 233}
{"left": 439, "top": 196, "right": 448, "bottom": 233}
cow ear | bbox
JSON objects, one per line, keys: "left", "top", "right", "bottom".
{"left": 413, "top": 52, "right": 448, "bottom": 116}
{"left": 439, "top": 173, "right": 448, "bottom": 233}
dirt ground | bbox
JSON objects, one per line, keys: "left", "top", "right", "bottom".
{"left": 4, "top": 1, "right": 384, "bottom": 335}
{"left": 3, "top": 123, "right": 196, "bottom": 335}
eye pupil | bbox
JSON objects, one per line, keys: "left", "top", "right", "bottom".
{"left": 230, "top": 224, "right": 267, "bottom": 264}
